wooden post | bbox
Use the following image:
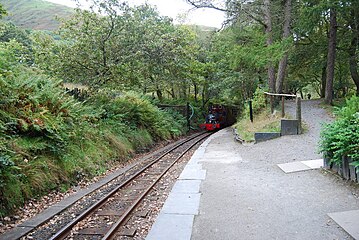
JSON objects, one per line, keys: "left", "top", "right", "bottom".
{"left": 186, "top": 102, "right": 190, "bottom": 132}
{"left": 249, "top": 100, "right": 253, "bottom": 123}
{"left": 270, "top": 95, "right": 274, "bottom": 114}
{"left": 281, "top": 96, "right": 285, "bottom": 118}
{"left": 296, "top": 97, "right": 302, "bottom": 134}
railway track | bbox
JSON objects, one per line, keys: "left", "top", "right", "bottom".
{"left": 22, "top": 131, "right": 211, "bottom": 240}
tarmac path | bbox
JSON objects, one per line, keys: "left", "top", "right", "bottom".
{"left": 191, "top": 99, "right": 359, "bottom": 240}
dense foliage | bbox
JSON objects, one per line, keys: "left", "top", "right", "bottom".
{"left": 0, "top": 73, "right": 186, "bottom": 214}
{"left": 187, "top": 0, "right": 359, "bottom": 102}
{"left": 0, "top": 18, "right": 186, "bottom": 214}
{"left": 320, "top": 96, "right": 359, "bottom": 167}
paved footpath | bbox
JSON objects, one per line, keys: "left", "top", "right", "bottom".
{"left": 147, "top": 100, "right": 359, "bottom": 240}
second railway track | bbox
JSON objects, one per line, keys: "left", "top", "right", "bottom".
{"left": 19, "top": 131, "right": 211, "bottom": 240}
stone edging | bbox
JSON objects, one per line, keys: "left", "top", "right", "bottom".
{"left": 324, "top": 156, "right": 358, "bottom": 183}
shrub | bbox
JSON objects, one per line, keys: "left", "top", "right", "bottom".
{"left": 0, "top": 39, "right": 186, "bottom": 214}
{"left": 242, "top": 87, "right": 267, "bottom": 120}
{"left": 320, "top": 95, "right": 359, "bottom": 168}
{"left": 0, "top": 73, "right": 92, "bottom": 213}
{"left": 91, "top": 92, "right": 186, "bottom": 140}
{"left": 0, "top": 76, "right": 186, "bottom": 215}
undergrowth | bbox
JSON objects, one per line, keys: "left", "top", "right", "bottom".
{"left": 235, "top": 109, "right": 281, "bottom": 142}
{"left": 0, "top": 74, "right": 186, "bottom": 216}
{"left": 320, "top": 95, "right": 359, "bottom": 168}
{"left": 235, "top": 87, "right": 280, "bottom": 142}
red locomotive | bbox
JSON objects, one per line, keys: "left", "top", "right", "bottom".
{"left": 200, "top": 105, "right": 228, "bottom": 131}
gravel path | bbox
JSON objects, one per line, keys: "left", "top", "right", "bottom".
{"left": 192, "top": 99, "right": 359, "bottom": 240}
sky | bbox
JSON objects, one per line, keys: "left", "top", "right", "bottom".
{"left": 45, "top": 0, "right": 225, "bottom": 28}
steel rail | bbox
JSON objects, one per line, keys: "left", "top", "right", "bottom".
{"left": 49, "top": 131, "right": 209, "bottom": 240}
{"left": 102, "top": 132, "right": 211, "bottom": 240}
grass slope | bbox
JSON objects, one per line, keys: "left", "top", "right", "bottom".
{"left": 0, "top": 0, "right": 74, "bottom": 30}
{"left": 235, "top": 109, "right": 281, "bottom": 142}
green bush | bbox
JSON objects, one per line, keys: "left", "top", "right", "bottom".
{"left": 241, "top": 87, "right": 267, "bottom": 120}
{"left": 0, "top": 78, "right": 186, "bottom": 215}
{"left": 320, "top": 95, "right": 359, "bottom": 168}
{"left": 0, "top": 37, "right": 187, "bottom": 215}
{"left": 0, "top": 73, "right": 94, "bottom": 211}
{"left": 92, "top": 92, "right": 186, "bottom": 140}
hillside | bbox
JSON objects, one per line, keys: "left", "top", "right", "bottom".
{"left": 0, "top": 0, "right": 74, "bottom": 31}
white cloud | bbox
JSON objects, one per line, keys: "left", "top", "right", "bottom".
{"left": 45, "top": 0, "right": 225, "bottom": 28}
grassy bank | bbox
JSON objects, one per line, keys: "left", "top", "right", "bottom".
{"left": 234, "top": 88, "right": 281, "bottom": 142}
{"left": 235, "top": 109, "right": 281, "bottom": 142}
{"left": 0, "top": 75, "right": 186, "bottom": 216}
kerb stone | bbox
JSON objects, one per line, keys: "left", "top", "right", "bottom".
{"left": 281, "top": 119, "right": 299, "bottom": 135}
{"left": 254, "top": 132, "right": 280, "bottom": 142}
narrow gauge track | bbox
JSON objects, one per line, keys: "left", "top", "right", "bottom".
{"left": 17, "top": 132, "right": 207, "bottom": 240}
{"left": 48, "top": 132, "right": 211, "bottom": 240}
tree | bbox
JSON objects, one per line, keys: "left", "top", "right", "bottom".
{"left": 263, "top": 0, "right": 276, "bottom": 96}
{"left": 275, "top": 0, "right": 292, "bottom": 94}
{"left": 31, "top": 1, "right": 203, "bottom": 102}
{"left": 0, "top": 4, "right": 6, "bottom": 19}
{"left": 325, "top": 7, "right": 337, "bottom": 104}
{"left": 55, "top": 1, "right": 131, "bottom": 87}
{"left": 346, "top": 2, "right": 359, "bottom": 95}
{"left": 0, "top": 22, "right": 32, "bottom": 48}
{"left": 186, "top": 1, "right": 297, "bottom": 98}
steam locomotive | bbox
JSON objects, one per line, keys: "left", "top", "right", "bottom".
{"left": 200, "top": 105, "right": 236, "bottom": 131}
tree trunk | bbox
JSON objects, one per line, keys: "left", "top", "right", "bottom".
{"left": 201, "top": 81, "right": 209, "bottom": 108}
{"left": 194, "top": 83, "right": 198, "bottom": 102}
{"left": 349, "top": 40, "right": 359, "bottom": 95}
{"left": 171, "top": 87, "right": 175, "bottom": 99}
{"left": 320, "top": 63, "right": 326, "bottom": 98}
{"left": 181, "top": 84, "right": 187, "bottom": 99}
{"left": 156, "top": 90, "right": 163, "bottom": 101}
{"left": 156, "top": 85, "right": 163, "bottom": 101}
{"left": 263, "top": 0, "right": 276, "bottom": 94}
{"left": 325, "top": 8, "right": 337, "bottom": 105}
{"left": 166, "top": 89, "right": 175, "bottom": 99}
{"left": 348, "top": 10, "right": 359, "bottom": 95}
{"left": 276, "top": 0, "right": 292, "bottom": 94}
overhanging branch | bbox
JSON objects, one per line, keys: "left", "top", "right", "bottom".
{"left": 185, "top": 0, "right": 267, "bottom": 28}
{"left": 186, "top": 0, "right": 229, "bottom": 12}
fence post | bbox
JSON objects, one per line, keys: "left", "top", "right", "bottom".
{"left": 281, "top": 96, "right": 285, "bottom": 118}
{"left": 249, "top": 100, "right": 253, "bottom": 123}
{"left": 296, "top": 97, "right": 302, "bottom": 134}
{"left": 186, "top": 102, "right": 190, "bottom": 132}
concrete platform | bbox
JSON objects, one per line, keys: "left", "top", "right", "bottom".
{"left": 146, "top": 214, "right": 194, "bottom": 240}
{"left": 328, "top": 210, "right": 359, "bottom": 239}
{"left": 278, "top": 161, "right": 311, "bottom": 173}
{"left": 148, "top": 119, "right": 359, "bottom": 240}
{"left": 277, "top": 159, "right": 323, "bottom": 173}
{"left": 145, "top": 134, "right": 213, "bottom": 240}
{"left": 301, "top": 159, "right": 323, "bottom": 169}
{"left": 161, "top": 193, "right": 201, "bottom": 215}
{"left": 178, "top": 167, "right": 206, "bottom": 180}
{"left": 171, "top": 180, "right": 201, "bottom": 193}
